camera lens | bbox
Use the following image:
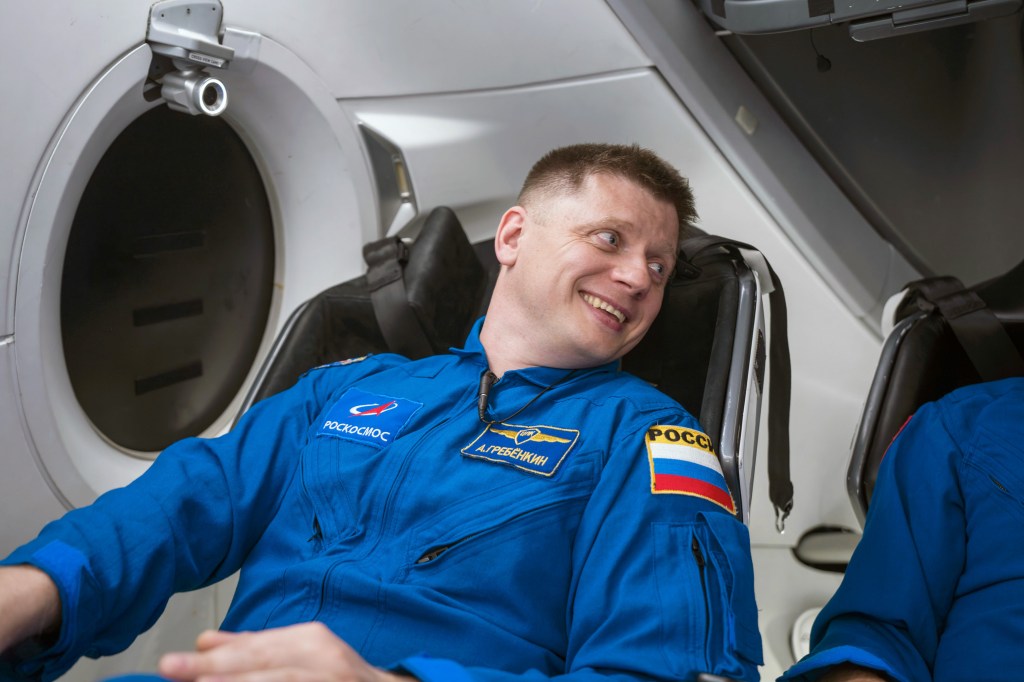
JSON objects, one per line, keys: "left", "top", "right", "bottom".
{"left": 197, "top": 78, "right": 227, "bottom": 116}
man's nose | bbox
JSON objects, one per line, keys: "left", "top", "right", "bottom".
{"left": 614, "top": 254, "right": 652, "bottom": 296}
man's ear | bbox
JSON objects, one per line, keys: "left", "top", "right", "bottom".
{"left": 493, "top": 206, "right": 527, "bottom": 267}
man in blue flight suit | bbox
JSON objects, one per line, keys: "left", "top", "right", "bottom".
{"left": 0, "top": 143, "right": 762, "bottom": 682}
{"left": 781, "top": 377, "right": 1024, "bottom": 682}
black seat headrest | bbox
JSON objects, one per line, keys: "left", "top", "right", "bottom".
{"left": 244, "top": 207, "right": 486, "bottom": 406}
{"left": 364, "top": 206, "right": 487, "bottom": 358}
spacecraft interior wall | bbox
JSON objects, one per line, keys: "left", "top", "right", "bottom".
{"left": 224, "top": 0, "right": 653, "bottom": 99}
{"left": 0, "top": 1, "right": 153, "bottom": 334}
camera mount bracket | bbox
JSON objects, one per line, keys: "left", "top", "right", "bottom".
{"left": 145, "top": 0, "right": 260, "bottom": 116}
{"left": 147, "top": 0, "right": 233, "bottom": 68}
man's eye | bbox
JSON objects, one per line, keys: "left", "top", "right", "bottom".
{"left": 649, "top": 262, "right": 666, "bottom": 277}
{"left": 597, "top": 231, "right": 619, "bottom": 247}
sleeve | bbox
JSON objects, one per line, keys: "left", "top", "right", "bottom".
{"left": 0, "top": 356, "right": 400, "bottom": 681}
{"left": 393, "top": 409, "right": 762, "bottom": 682}
{"left": 779, "top": 401, "right": 966, "bottom": 682}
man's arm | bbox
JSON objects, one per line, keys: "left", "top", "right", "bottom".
{"left": 0, "top": 565, "right": 61, "bottom": 655}
{"left": 780, "top": 401, "right": 965, "bottom": 682}
{"left": 0, "top": 359, "right": 398, "bottom": 680}
{"left": 561, "top": 416, "right": 761, "bottom": 680}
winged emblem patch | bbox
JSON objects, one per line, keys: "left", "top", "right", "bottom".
{"left": 462, "top": 422, "right": 579, "bottom": 476}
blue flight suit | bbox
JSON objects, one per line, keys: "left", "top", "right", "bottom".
{"left": 2, "top": 320, "right": 761, "bottom": 682}
{"left": 782, "top": 377, "right": 1024, "bottom": 682}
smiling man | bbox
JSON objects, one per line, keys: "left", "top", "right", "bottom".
{"left": 0, "top": 143, "right": 762, "bottom": 682}
{"left": 482, "top": 152, "right": 682, "bottom": 374}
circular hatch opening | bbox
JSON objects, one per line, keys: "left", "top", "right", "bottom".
{"left": 61, "top": 106, "right": 275, "bottom": 453}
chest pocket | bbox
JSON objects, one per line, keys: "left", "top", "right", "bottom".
{"left": 966, "top": 428, "right": 1024, "bottom": 525}
{"left": 404, "top": 447, "right": 598, "bottom": 569}
{"left": 396, "top": 448, "right": 598, "bottom": 652}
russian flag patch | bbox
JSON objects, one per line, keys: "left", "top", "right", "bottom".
{"left": 645, "top": 425, "right": 736, "bottom": 514}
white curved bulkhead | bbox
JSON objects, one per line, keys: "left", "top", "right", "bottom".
{"left": 0, "top": 1, "right": 903, "bottom": 679}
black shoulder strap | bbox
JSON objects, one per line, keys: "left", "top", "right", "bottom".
{"left": 899, "top": 276, "right": 1024, "bottom": 381}
{"left": 679, "top": 235, "right": 793, "bottom": 531}
{"left": 363, "top": 237, "right": 434, "bottom": 359}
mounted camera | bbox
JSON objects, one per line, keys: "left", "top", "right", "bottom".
{"left": 145, "top": 0, "right": 233, "bottom": 116}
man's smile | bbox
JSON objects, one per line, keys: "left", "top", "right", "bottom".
{"left": 581, "top": 292, "right": 626, "bottom": 324}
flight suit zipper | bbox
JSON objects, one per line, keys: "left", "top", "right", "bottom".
{"left": 308, "top": 516, "right": 322, "bottom": 543}
{"left": 412, "top": 496, "right": 587, "bottom": 567}
{"left": 310, "top": 387, "right": 475, "bottom": 621}
{"left": 692, "top": 534, "right": 711, "bottom": 670}
{"left": 415, "top": 544, "right": 452, "bottom": 564}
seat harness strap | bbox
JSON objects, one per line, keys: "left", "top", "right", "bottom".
{"left": 680, "top": 235, "right": 793, "bottom": 532}
{"left": 364, "top": 237, "right": 435, "bottom": 359}
{"left": 901, "top": 275, "right": 1024, "bottom": 381}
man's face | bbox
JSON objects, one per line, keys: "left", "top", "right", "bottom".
{"left": 496, "top": 173, "right": 679, "bottom": 369}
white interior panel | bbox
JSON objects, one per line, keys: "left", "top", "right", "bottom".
{"left": 225, "top": 0, "right": 652, "bottom": 98}
{"left": 0, "top": 1, "right": 147, "bottom": 333}
{"left": 0, "top": 343, "right": 67, "bottom": 551}
{"left": 754, "top": 548, "right": 846, "bottom": 679}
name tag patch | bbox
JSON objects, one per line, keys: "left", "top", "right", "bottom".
{"left": 317, "top": 388, "right": 421, "bottom": 448}
{"left": 462, "top": 422, "right": 580, "bottom": 477}
{"left": 646, "top": 425, "right": 736, "bottom": 514}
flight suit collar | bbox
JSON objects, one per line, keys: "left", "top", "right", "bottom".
{"left": 451, "top": 317, "right": 619, "bottom": 388}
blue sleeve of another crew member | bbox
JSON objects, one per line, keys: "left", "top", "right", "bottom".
{"left": 0, "top": 356, "right": 402, "bottom": 682}
{"left": 395, "top": 408, "right": 762, "bottom": 682}
{"left": 780, "top": 400, "right": 964, "bottom": 682}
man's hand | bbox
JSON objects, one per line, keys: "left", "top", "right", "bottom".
{"left": 158, "top": 623, "right": 415, "bottom": 682}
{"left": 0, "top": 565, "right": 61, "bottom": 655}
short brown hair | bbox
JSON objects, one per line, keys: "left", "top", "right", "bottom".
{"left": 517, "top": 143, "right": 697, "bottom": 239}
